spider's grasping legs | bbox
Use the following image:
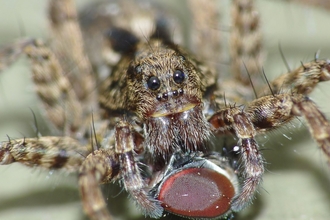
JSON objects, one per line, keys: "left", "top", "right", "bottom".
{"left": 114, "top": 120, "right": 163, "bottom": 218}
{"left": 79, "top": 120, "right": 163, "bottom": 220}
{"left": 79, "top": 149, "right": 119, "bottom": 220}
{"left": 209, "top": 108, "right": 264, "bottom": 211}
{"left": 208, "top": 90, "right": 330, "bottom": 211}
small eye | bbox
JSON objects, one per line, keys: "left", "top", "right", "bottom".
{"left": 173, "top": 70, "right": 185, "bottom": 84}
{"left": 147, "top": 76, "right": 161, "bottom": 90}
{"left": 135, "top": 65, "right": 142, "bottom": 74}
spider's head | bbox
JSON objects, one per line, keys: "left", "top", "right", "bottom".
{"left": 126, "top": 40, "right": 204, "bottom": 119}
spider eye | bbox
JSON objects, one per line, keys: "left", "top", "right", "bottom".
{"left": 173, "top": 70, "right": 185, "bottom": 84}
{"left": 147, "top": 76, "right": 161, "bottom": 90}
{"left": 135, "top": 65, "right": 142, "bottom": 74}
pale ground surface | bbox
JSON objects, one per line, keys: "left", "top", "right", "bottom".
{"left": 0, "top": 0, "right": 330, "bottom": 220}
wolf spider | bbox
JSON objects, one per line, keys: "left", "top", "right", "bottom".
{"left": 1, "top": 0, "right": 330, "bottom": 220}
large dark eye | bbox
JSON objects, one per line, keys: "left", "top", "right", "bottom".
{"left": 147, "top": 76, "right": 161, "bottom": 90}
{"left": 173, "top": 70, "right": 185, "bottom": 84}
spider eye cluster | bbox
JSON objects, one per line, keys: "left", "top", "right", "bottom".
{"left": 147, "top": 69, "right": 185, "bottom": 91}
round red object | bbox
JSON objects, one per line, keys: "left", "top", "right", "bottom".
{"left": 158, "top": 167, "right": 235, "bottom": 218}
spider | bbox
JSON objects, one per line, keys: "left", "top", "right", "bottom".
{"left": 2, "top": 0, "right": 329, "bottom": 219}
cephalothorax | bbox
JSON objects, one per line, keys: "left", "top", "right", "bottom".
{"left": 1, "top": 0, "right": 330, "bottom": 220}
{"left": 101, "top": 38, "right": 212, "bottom": 163}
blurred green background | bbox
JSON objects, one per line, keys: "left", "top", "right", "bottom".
{"left": 0, "top": 0, "right": 330, "bottom": 220}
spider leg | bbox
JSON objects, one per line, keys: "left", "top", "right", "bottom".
{"left": 78, "top": 120, "right": 163, "bottom": 220}
{"left": 79, "top": 149, "right": 120, "bottom": 220}
{"left": 209, "top": 90, "right": 330, "bottom": 211}
{"left": 246, "top": 93, "right": 330, "bottom": 161}
{"left": 114, "top": 120, "right": 163, "bottom": 218}
{"left": 0, "top": 0, "right": 98, "bottom": 138}
{"left": 0, "top": 136, "right": 88, "bottom": 172}
{"left": 25, "top": 40, "right": 85, "bottom": 135}
{"left": 187, "top": 0, "right": 221, "bottom": 66}
{"left": 266, "top": 59, "right": 330, "bottom": 95}
{"left": 209, "top": 107, "right": 264, "bottom": 211}
{"left": 49, "top": 0, "right": 97, "bottom": 107}
{"left": 291, "top": 96, "right": 330, "bottom": 159}
{"left": 230, "top": 0, "right": 264, "bottom": 88}
{"left": 256, "top": 59, "right": 330, "bottom": 160}
{"left": 210, "top": 0, "right": 264, "bottom": 106}
{"left": 0, "top": 39, "right": 83, "bottom": 137}
{"left": 79, "top": 119, "right": 163, "bottom": 220}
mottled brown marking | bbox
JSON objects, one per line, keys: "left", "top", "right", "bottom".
{"left": 51, "top": 149, "right": 69, "bottom": 169}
